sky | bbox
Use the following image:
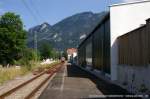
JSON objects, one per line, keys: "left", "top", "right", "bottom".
{"left": 0, "top": 0, "right": 141, "bottom": 30}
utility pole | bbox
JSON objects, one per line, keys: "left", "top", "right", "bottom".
{"left": 34, "top": 31, "right": 38, "bottom": 60}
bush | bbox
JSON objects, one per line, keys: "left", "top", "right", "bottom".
{"left": 14, "top": 48, "right": 40, "bottom": 70}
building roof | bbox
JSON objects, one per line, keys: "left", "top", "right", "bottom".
{"left": 110, "top": 0, "right": 150, "bottom": 7}
{"left": 67, "top": 48, "right": 77, "bottom": 55}
{"left": 78, "top": 12, "right": 110, "bottom": 48}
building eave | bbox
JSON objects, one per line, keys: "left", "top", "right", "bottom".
{"left": 110, "top": 0, "right": 150, "bottom": 7}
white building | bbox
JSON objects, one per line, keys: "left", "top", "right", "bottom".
{"left": 110, "top": 0, "right": 150, "bottom": 93}
{"left": 67, "top": 48, "right": 77, "bottom": 62}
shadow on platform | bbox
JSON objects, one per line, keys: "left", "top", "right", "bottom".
{"left": 66, "top": 64, "right": 142, "bottom": 99}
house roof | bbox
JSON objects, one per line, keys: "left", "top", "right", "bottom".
{"left": 67, "top": 48, "right": 77, "bottom": 55}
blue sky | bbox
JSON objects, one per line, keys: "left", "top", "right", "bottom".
{"left": 0, "top": 0, "right": 138, "bottom": 30}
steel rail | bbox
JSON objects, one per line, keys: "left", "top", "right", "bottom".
{"left": 0, "top": 63, "right": 63, "bottom": 99}
{"left": 25, "top": 64, "right": 63, "bottom": 99}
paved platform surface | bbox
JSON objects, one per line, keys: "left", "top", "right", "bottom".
{"left": 39, "top": 64, "right": 141, "bottom": 99}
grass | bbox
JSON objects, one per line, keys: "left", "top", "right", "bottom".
{"left": 36, "top": 61, "right": 60, "bottom": 69}
{"left": 0, "top": 67, "right": 22, "bottom": 84}
{"left": 0, "top": 61, "right": 60, "bottom": 85}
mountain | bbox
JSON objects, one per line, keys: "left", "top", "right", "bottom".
{"left": 27, "top": 11, "right": 108, "bottom": 51}
{"left": 27, "top": 22, "right": 57, "bottom": 48}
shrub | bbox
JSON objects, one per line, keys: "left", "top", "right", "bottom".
{"left": 14, "top": 48, "right": 40, "bottom": 70}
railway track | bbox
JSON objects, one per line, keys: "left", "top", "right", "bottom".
{"left": 0, "top": 63, "right": 63, "bottom": 99}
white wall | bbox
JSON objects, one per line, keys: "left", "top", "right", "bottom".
{"left": 73, "top": 52, "right": 77, "bottom": 58}
{"left": 110, "top": 1, "right": 150, "bottom": 80}
{"left": 117, "top": 65, "right": 150, "bottom": 93}
{"left": 68, "top": 52, "right": 77, "bottom": 60}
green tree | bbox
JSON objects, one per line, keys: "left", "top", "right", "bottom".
{"left": 51, "top": 50, "right": 61, "bottom": 59}
{"left": 62, "top": 51, "right": 68, "bottom": 60}
{"left": 14, "top": 48, "right": 40, "bottom": 70}
{"left": 39, "top": 42, "right": 53, "bottom": 59}
{"left": 0, "top": 12, "right": 26, "bottom": 66}
{"left": 23, "top": 49, "right": 40, "bottom": 62}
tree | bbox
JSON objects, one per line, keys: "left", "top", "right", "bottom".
{"left": 62, "top": 51, "right": 68, "bottom": 60}
{"left": 0, "top": 12, "right": 26, "bottom": 66}
{"left": 14, "top": 48, "right": 40, "bottom": 70}
{"left": 51, "top": 50, "right": 61, "bottom": 59}
{"left": 39, "top": 42, "right": 53, "bottom": 59}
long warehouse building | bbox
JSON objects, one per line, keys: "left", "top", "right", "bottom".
{"left": 78, "top": 12, "right": 110, "bottom": 76}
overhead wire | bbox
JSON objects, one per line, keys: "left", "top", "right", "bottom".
{"left": 21, "top": 0, "right": 39, "bottom": 24}
{"left": 21, "top": 0, "right": 39, "bottom": 53}
{"left": 30, "top": 0, "right": 44, "bottom": 21}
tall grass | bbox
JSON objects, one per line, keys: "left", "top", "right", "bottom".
{"left": 0, "top": 67, "right": 22, "bottom": 84}
{"left": 0, "top": 61, "right": 60, "bottom": 85}
{"left": 34, "top": 61, "right": 60, "bottom": 70}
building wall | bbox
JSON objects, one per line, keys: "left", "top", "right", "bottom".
{"left": 110, "top": 1, "right": 150, "bottom": 80}
{"left": 78, "top": 13, "right": 110, "bottom": 75}
{"left": 86, "top": 42, "right": 92, "bottom": 66}
{"left": 67, "top": 48, "right": 77, "bottom": 62}
{"left": 118, "top": 25, "right": 149, "bottom": 65}
{"left": 78, "top": 44, "right": 86, "bottom": 66}
{"left": 93, "top": 25, "right": 104, "bottom": 70}
{"left": 116, "top": 19, "right": 150, "bottom": 92}
{"left": 117, "top": 65, "right": 150, "bottom": 93}
{"left": 92, "top": 19, "right": 110, "bottom": 74}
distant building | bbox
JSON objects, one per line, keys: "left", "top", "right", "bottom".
{"left": 67, "top": 48, "right": 77, "bottom": 62}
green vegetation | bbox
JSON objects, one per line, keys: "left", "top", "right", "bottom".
{"left": 0, "top": 12, "right": 61, "bottom": 85}
{"left": 0, "top": 12, "right": 43, "bottom": 68}
{"left": 39, "top": 42, "right": 53, "bottom": 59}
{"left": 39, "top": 41, "right": 61, "bottom": 60}
{"left": 15, "top": 49, "right": 41, "bottom": 70}
{"left": 62, "top": 51, "right": 68, "bottom": 60}
{"left": 0, "top": 61, "right": 60, "bottom": 85}
{"left": 0, "top": 66, "right": 28, "bottom": 84}
{"left": 0, "top": 12, "right": 26, "bottom": 66}
{"left": 0, "top": 12, "right": 26, "bottom": 64}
